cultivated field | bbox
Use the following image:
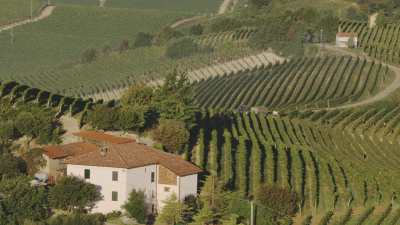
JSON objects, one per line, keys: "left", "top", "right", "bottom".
{"left": 0, "top": 0, "right": 45, "bottom": 26}
{"left": 189, "top": 110, "right": 400, "bottom": 224}
{"left": 340, "top": 21, "right": 400, "bottom": 65}
{"left": 52, "top": 0, "right": 223, "bottom": 13}
{"left": 193, "top": 56, "right": 394, "bottom": 111}
{"left": 0, "top": 4, "right": 190, "bottom": 87}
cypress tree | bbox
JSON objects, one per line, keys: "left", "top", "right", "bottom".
{"left": 222, "top": 129, "right": 232, "bottom": 186}
{"left": 209, "top": 129, "right": 218, "bottom": 176}
{"left": 237, "top": 136, "right": 248, "bottom": 197}
{"left": 196, "top": 129, "right": 205, "bottom": 169}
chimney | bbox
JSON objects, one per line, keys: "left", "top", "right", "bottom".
{"left": 100, "top": 145, "right": 108, "bottom": 157}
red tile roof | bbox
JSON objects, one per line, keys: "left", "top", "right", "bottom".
{"left": 43, "top": 142, "right": 98, "bottom": 159}
{"left": 65, "top": 142, "right": 202, "bottom": 176}
{"left": 73, "top": 131, "right": 135, "bottom": 144}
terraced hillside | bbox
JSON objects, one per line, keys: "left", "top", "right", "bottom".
{"left": 189, "top": 110, "right": 400, "bottom": 224}
{"left": 193, "top": 56, "right": 394, "bottom": 111}
{"left": 0, "top": 4, "right": 190, "bottom": 86}
{"left": 53, "top": 0, "right": 223, "bottom": 13}
{"left": 0, "top": 0, "right": 46, "bottom": 26}
{"left": 340, "top": 21, "right": 400, "bottom": 64}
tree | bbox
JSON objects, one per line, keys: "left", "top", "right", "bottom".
{"left": 237, "top": 136, "right": 248, "bottom": 197}
{"left": 134, "top": 32, "right": 153, "bottom": 48}
{"left": 0, "top": 153, "right": 26, "bottom": 178}
{"left": 0, "top": 176, "right": 50, "bottom": 224}
{"left": 121, "top": 85, "right": 154, "bottom": 107}
{"left": 209, "top": 130, "right": 218, "bottom": 176}
{"left": 86, "top": 105, "right": 119, "bottom": 130}
{"left": 255, "top": 185, "right": 298, "bottom": 221}
{"left": 155, "top": 27, "right": 183, "bottom": 44}
{"left": 182, "top": 195, "right": 199, "bottom": 223}
{"left": 165, "top": 38, "right": 199, "bottom": 59}
{"left": 21, "top": 148, "right": 46, "bottom": 176}
{"left": 190, "top": 204, "right": 215, "bottom": 225}
{"left": 116, "top": 106, "right": 147, "bottom": 131}
{"left": 123, "top": 189, "right": 147, "bottom": 224}
{"left": 81, "top": 48, "right": 97, "bottom": 64}
{"left": 222, "top": 129, "right": 232, "bottom": 186}
{"left": 155, "top": 194, "right": 186, "bottom": 225}
{"left": 0, "top": 121, "right": 15, "bottom": 144}
{"left": 189, "top": 24, "right": 204, "bottom": 36}
{"left": 49, "top": 176, "right": 102, "bottom": 212}
{"left": 151, "top": 119, "right": 189, "bottom": 153}
{"left": 153, "top": 71, "right": 198, "bottom": 126}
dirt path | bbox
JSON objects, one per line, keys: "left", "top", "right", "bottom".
{"left": 369, "top": 12, "right": 378, "bottom": 28}
{"left": 0, "top": 5, "right": 55, "bottom": 33}
{"left": 320, "top": 45, "right": 400, "bottom": 110}
{"left": 218, "top": 0, "right": 235, "bottom": 14}
{"left": 170, "top": 16, "right": 205, "bottom": 29}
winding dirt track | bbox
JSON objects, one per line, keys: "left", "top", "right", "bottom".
{"left": 0, "top": 5, "right": 55, "bottom": 33}
{"left": 320, "top": 45, "right": 400, "bottom": 110}
{"left": 218, "top": 0, "right": 235, "bottom": 14}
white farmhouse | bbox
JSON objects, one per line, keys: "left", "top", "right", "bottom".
{"left": 336, "top": 32, "right": 358, "bottom": 48}
{"left": 53, "top": 131, "right": 202, "bottom": 214}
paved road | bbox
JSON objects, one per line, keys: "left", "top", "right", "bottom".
{"left": 319, "top": 45, "right": 400, "bottom": 110}
{"left": 0, "top": 5, "right": 55, "bottom": 33}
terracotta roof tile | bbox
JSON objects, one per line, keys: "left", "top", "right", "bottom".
{"left": 336, "top": 32, "right": 357, "bottom": 37}
{"left": 73, "top": 131, "right": 135, "bottom": 144}
{"left": 65, "top": 142, "right": 202, "bottom": 176}
{"left": 44, "top": 142, "right": 98, "bottom": 159}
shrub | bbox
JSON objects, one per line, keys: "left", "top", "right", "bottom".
{"left": 81, "top": 48, "right": 97, "bottom": 63}
{"left": 134, "top": 32, "right": 153, "bottom": 48}
{"left": 123, "top": 189, "right": 147, "bottom": 224}
{"left": 189, "top": 24, "right": 204, "bottom": 36}
{"left": 165, "top": 38, "right": 199, "bottom": 59}
{"left": 209, "top": 17, "right": 242, "bottom": 33}
{"left": 49, "top": 176, "right": 103, "bottom": 212}
{"left": 255, "top": 185, "right": 298, "bottom": 219}
{"left": 119, "top": 40, "right": 130, "bottom": 53}
{"left": 156, "top": 27, "right": 183, "bottom": 44}
{"left": 0, "top": 153, "right": 26, "bottom": 178}
{"left": 86, "top": 105, "right": 119, "bottom": 130}
{"left": 151, "top": 119, "right": 189, "bottom": 153}
{"left": 48, "top": 213, "right": 106, "bottom": 225}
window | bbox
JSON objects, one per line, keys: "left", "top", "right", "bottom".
{"left": 112, "top": 171, "right": 118, "bottom": 181}
{"left": 151, "top": 204, "right": 155, "bottom": 213}
{"left": 84, "top": 169, "right": 90, "bottom": 179}
{"left": 112, "top": 191, "right": 118, "bottom": 201}
{"left": 151, "top": 172, "right": 155, "bottom": 183}
{"left": 164, "top": 187, "right": 170, "bottom": 192}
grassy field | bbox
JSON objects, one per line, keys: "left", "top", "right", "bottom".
{"left": 52, "top": 0, "right": 223, "bottom": 13}
{"left": 0, "top": 4, "right": 190, "bottom": 86}
{"left": 0, "top": 0, "right": 46, "bottom": 26}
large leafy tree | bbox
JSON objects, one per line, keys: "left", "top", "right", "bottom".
{"left": 155, "top": 194, "right": 186, "bottom": 225}
{"left": 49, "top": 176, "right": 102, "bottom": 212}
{"left": 0, "top": 176, "right": 50, "bottom": 224}
{"left": 123, "top": 189, "right": 147, "bottom": 224}
{"left": 151, "top": 119, "right": 189, "bottom": 153}
{"left": 0, "top": 153, "right": 26, "bottom": 178}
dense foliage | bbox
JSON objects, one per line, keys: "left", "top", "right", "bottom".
{"left": 123, "top": 189, "right": 147, "bottom": 223}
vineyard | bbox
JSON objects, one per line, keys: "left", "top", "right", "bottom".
{"left": 52, "top": 0, "right": 223, "bottom": 13}
{"left": 188, "top": 110, "right": 400, "bottom": 224}
{"left": 340, "top": 21, "right": 400, "bottom": 64}
{"left": 193, "top": 56, "right": 394, "bottom": 111}
{"left": 0, "top": 4, "right": 190, "bottom": 86}
{"left": 0, "top": 0, "right": 45, "bottom": 26}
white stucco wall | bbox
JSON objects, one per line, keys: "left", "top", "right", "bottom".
{"left": 126, "top": 165, "right": 157, "bottom": 213}
{"left": 67, "top": 164, "right": 128, "bottom": 213}
{"left": 178, "top": 174, "right": 198, "bottom": 201}
{"left": 67, "top": 164, "right": 198, "bottom": 214}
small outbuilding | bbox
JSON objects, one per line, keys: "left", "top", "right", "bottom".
{"left": 336, "top": 32, "right": 358, "bottom": 48}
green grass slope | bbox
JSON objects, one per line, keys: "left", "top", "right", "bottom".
{"left": 52, "top": 0, "right": 223, "bottom": 13}
{"left": 0, "top": 4, "right": 190, "bottom": 84}
{"left": 0, "top": 0, "right": 45, "bottom": 26}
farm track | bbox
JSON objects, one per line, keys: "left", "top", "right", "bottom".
{"left": 320, "top": 45, "right": 400, "bottom": 110}
{"left": 170, "top": 0, "right": 234, "bottom": 29}
{"left": 0, "top": 5, "right": 55, "bottom": 33}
